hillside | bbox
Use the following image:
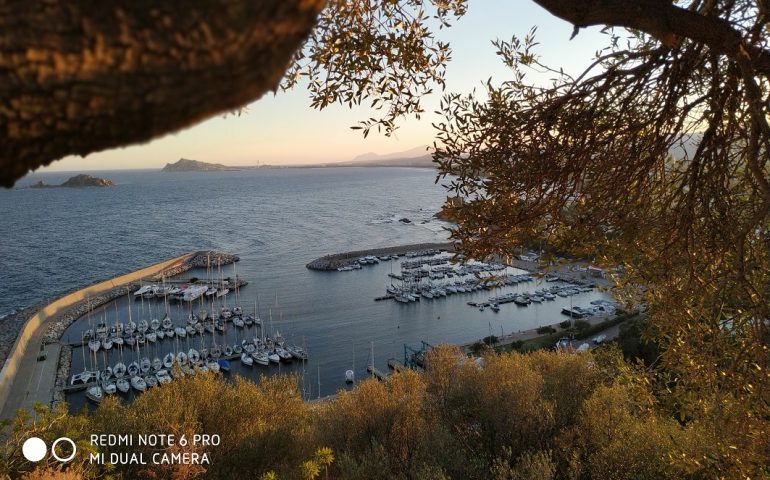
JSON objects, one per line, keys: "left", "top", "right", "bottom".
{"left": 161, "top": 158, "right": 241, "bottom": 172}
{"left": 29, "top": 174, "right": 114, "bottom": 188}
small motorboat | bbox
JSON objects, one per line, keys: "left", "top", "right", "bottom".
{"left": 176, "top": 351, "right": 188, "bottom": 365}
{"left": 345, "top": 370, "right": 355, "bottom": 384}
{"left": 163, "top": 353, "right": 175, "bottom": 369}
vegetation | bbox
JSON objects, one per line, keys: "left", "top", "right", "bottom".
{"left": 3, "top": 345, "right": 744, "bottom": 479}
{"left": 536, "top": 326, "right": 557, "bottom": 335}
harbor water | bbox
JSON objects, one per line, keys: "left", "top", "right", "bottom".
{"left": 0, "top": 168, "right": 611, "bottom": 410}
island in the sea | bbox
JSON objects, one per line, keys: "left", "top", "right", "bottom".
{"left": 161, "top": 158, "right": 242, "bottom": 172}
{"left": 30, "top": 174, "right": 114, "bottom": 188}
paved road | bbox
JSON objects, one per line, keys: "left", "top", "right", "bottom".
{"left": 1, "top": 339, "right": 60, "bottom": 420}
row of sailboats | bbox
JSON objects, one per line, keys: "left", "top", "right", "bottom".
{"left": 75, "top": 283, "right": 308, "bottom": 404}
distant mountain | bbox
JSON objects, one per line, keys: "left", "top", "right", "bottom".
{"left": 352, "top": 146, "right": 430, "bottom": 162}
{"left": 321, "top": 145, "right": 434, "bottom": 168}
{"left": 161, "top": 158, "right": 241, "bottom": 172}
{"left": 30, "top": 174, "right": 114, "bottom": 188}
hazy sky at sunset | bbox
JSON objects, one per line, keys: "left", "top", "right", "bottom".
{"left": 45, "top": 1, "right": 610, "bottom": 172}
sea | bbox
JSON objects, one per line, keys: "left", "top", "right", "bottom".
{"left": 0, "top": 167, "right": 610, "bottom": 409}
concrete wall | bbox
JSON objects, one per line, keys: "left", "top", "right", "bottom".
{"left": 0, "top": 252, "right": 194, "bottom": 414}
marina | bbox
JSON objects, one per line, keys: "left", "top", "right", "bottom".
{"left": 1, "top": 168, "right": 616, "bottom": 414}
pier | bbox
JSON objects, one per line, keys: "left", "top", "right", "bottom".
{"left": 367, "top": 365, "right": 389, "bottom": 381}
{"left": 306, "top": 242, "right": 453, "bottom": 271}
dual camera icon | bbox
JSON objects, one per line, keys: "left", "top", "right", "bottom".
{"left": 22, "top": 437, "right": 76, "bottom": 463}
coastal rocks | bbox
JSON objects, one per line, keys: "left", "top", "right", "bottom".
{"left": 51, "top": 345, "right": 72, "bottom": 409}
{"left": 0, "top": 305, "right": 42, "bottom": 368}
{"left": 398, "top": 218, "right": 412, "bottom": 224}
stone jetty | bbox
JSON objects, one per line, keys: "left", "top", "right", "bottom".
{"left": 306, "top": 242, "right": 454, "bottom": 271}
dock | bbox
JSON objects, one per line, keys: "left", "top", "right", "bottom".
{"left": 367, "top": 364, "right": 389, "bottom": 381}
{"left": 387, "top": 358, "right": 408, "bottom": 373}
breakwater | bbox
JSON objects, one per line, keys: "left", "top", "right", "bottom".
{"left": 0, "top": 251, "right": 238, "bottom": 419}
{"left": 306, "top": 242, "right": 454, "bottom": 271}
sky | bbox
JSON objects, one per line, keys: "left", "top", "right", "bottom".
{"left": 45, "top": 0, "right": 610, "bottom": 172}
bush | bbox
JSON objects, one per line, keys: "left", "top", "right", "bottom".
{"left": 559, "top": 320, "right": 572, "bottom": 329}
{"left": 574, "top": 320, "right": 591, "bottom": 332}
{"left": 537, "top": 326, "right": 557, "bottom": 334}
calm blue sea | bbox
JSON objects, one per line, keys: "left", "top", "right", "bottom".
{"left": 0, "top": 167, "right": 608, "bottom": 407}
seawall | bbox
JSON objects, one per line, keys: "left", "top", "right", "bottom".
{"left": 0, "top": 251, "right": 237, "bottom": 419}
{"left": 307, "top": 242, "right": 454, "bottom": 271}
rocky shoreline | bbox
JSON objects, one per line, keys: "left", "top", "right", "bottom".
{"left": 0, "top": 251, "right": 239, "bottom": 408}
{"left": 306, "top": 242, "right": 454, "bottom": 271}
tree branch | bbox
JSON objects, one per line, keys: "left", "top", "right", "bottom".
{"left": 532, "top": 0, "right": 770, "bottom": 75}
{"left": 0, "top": 0, "right": 326, "bottom": 187}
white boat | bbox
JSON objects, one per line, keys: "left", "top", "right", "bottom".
{"left": 233, "top": 317, "right": 245, "bottom": 328}
{"left": 345, "top": 369, "right": 355, "bottom": 384}
{"left": 544, "top": 293, "right": 556, "bottom": 300}
{"left": 164, "top": 328, "right": 175, "bottom": 338}
{"left": 176, "top": 351, "right": 188, "bottom": 365}
{"left": 146, "top": 331, "right": 157, "bottom": 343}
{"left": 125, "top": 321, "right": 137, "bottom": 334}
{"left": 113, "top": 362, "right": 127, "bottom": 378}
{"left": 211, "top": 346, "right": 222, "bottom": 359}
{"left": 207, "top": 361, "right": 220, "bottom": 373}
{"left": 137, "top": 320, "right": 149, "bottom": 333}
{"left": 70, "top": 370, "right": 98, "bottom": 385}
{"left": 241, "top": 352, "right": 254, "bottom": 366}
{"left": 130, "top": 376, "right": 147, "bottom": 392}
{"left": 86, "top": 385, "right": 104, "bottom": 403}
{"left": 116, "top": 378, "right": 130, "bottom": 393}
{"left": 140, "top": 357, "right": 151, "bottom": 373}
{"left": 124, "top": 334, "right": 135, "bottom": 346}
{"left": 224, "top": 345, "right": 233, "bottom": 356}
{"left": 185, "top": 325, "right": 196, "bottom": 336}
{"left": 220, "top": 307, "right": 232, "bottom": 319}
{"left": 161, "top": 315, "right": 173, "bottom": 329}
{"left": 216, "top": 287, "right": 229, "bottom": 298}
{"left": 101, "top": 337, "right": 113, "bottom": 350}
{"left": 175, "top": 326, "right": 187, "bottom": 337}
{"left": 267, "top": 352, "right": 280, "bottom": 364}
{"left": 144, "top": 375, "right": 158, "bottom": 388}
{"left": 150, "top": 319, "right": 160, "bottom": 331}
{"left": 252, "top": 351, "right": 270, "bottom": 366}
{"left": 102, "top": 380, "right": 117, "bottom": 395}
{"left": 163, "top": 353, "right": 175, "bottom": 368}
{"left": 275, "top": 347, "right": 292, "bottom": 362}
{"left": 152, "top": 357, "right": 163, "bottom": 370}
{"left": 155, "top": 370, "right": 172, "bottom": 385}
{"left": 288, "top": 345, "right": 308, "bottom": 361}
{"left": 156, "top": 329, "right": 165, "bottom": 340}
{"left": 88, "top": 339, "right": 101, "bottom": 352}
{"left": 182, "top": 285, "right": 208, "bottom": 302}
{"left": 113, "top": 335, "right": 124, "bottom": 346}
{"left": 133, "top": 285, "right": 153, "bottom": 298}
{"left": 188, "top": 349, "right": 200, "bottom": 363}
{"left": 127, "top": 362, "right": 140, "bottom": 377}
